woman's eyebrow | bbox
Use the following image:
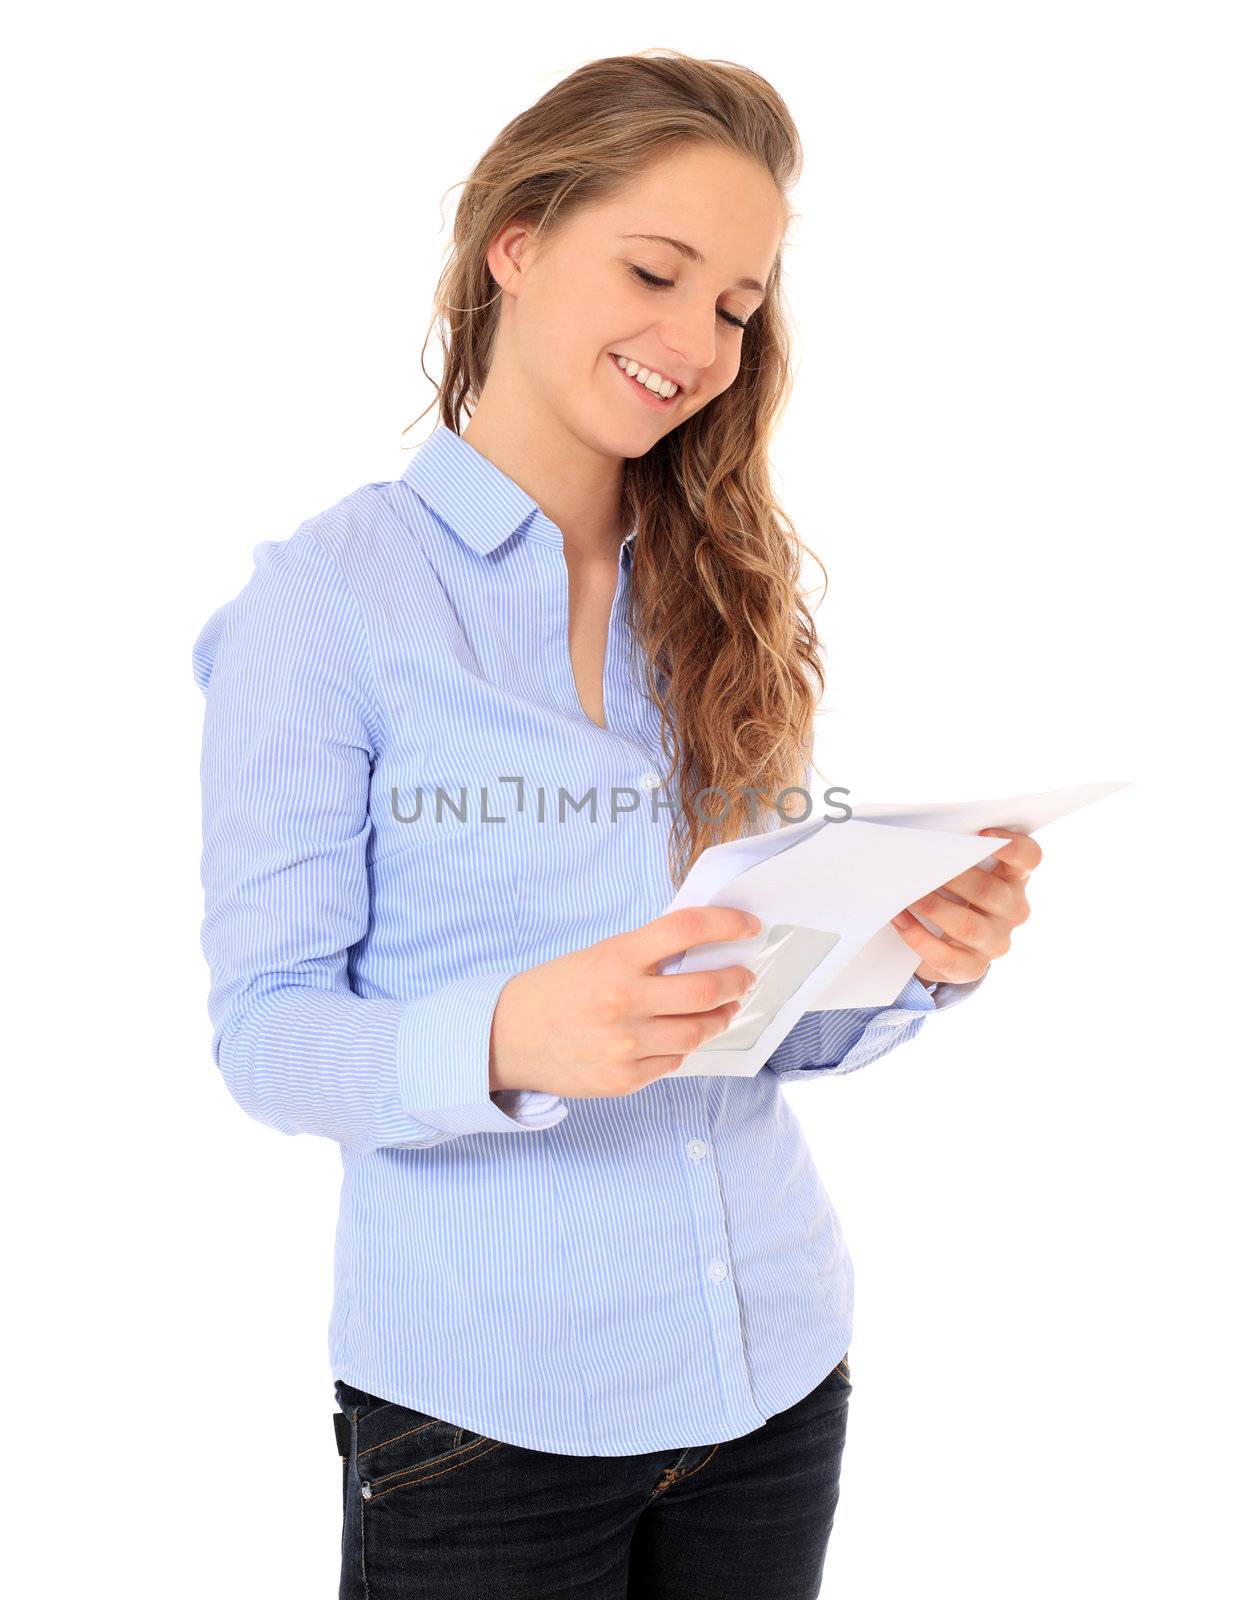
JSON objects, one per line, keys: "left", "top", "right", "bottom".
{"left": 618, "top": 233, "right": 767, "bottom": 297}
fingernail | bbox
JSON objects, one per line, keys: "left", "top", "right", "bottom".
{"left": 746, "top": 914, "right": 762, "bottom": 934}
{"left": 892, "top": 910, "right": 912, "bottom": 928}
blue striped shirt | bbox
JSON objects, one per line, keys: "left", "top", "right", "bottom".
{"left": 192, "top": 421, "right": 985, "bottom": 1455}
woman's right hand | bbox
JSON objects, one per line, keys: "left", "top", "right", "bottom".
{"left": 489, "top": 906, "right": 762, "bottom": 1100}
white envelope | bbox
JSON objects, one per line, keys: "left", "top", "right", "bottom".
{"left": 813, "top": 780, "right": 1131, "bottom": 1008}
{"left": 659, "top": 780, "right": 1130, "bottom": 1078}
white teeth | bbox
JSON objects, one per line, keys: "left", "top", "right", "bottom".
{"left": 615, "top": 354, "right": 678, "bottom": 399}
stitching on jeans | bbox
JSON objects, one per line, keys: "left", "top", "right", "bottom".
{"left": 649, "top": 1441, "right": 720, "bottom": 1500}
{"left": 362, "top": 1439, "right": 506, "bottom": 1501}
{"left": 352, "top": 1408, "right": 371, "bottom": 1600}
{"left": 671, "top": 1442, "right": 720, "bottom": 1483}
{"left": 358, "top": 1417, "right": 467, "bottom": 1461}
{"left": 362, "top": 1425, "right": 503, "bottom": 1479}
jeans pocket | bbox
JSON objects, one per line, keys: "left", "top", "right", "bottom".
{"left": 830, "top": 1352, "right": 852, "bottom": 1389}
{"left": 350, "top": 1401, "right": 500, "bottom": 1503}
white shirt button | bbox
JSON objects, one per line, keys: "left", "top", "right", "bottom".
{"left": 686, "top": 1139, "right": 708, "bottom": 1160}
{"left": 708, "top": 1260, "right": 729, "bottom": 1282}
{"left": 639, "top": 771, "right": 661, "bottom": 790}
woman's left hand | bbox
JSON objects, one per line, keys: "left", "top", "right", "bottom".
{"left": 889, "top": 827, "right": 1042, "bottom": 985}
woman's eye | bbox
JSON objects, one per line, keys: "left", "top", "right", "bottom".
{"left": 630, "top": 265, "right": 674, "bottom": 290}
{"left": 627, "top": 264, "right": 748, "bottom": 331}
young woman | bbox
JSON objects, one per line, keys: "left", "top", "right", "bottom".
{"left": 193, "top": 49, "right": 1040, "bottom": 1600}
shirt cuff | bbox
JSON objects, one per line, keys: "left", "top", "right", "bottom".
{"left": 824, "top": 976, "right": 937, "bottom": 1075}
{"left": 763, "top": 974, "right": 934, "bottom": 1080}
{"left": 397, "top": 972, "right": 569, "bottom": 1137}
{"left": 919, "top": 964, "right": 992, "bottom": 1010}
{"left": 488, "top": 1089, "right": 567, "bottom": 1126}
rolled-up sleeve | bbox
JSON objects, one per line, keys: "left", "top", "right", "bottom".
{"left": 396, "top": 972, "right": 569, "bottom": 1136}
{"left": 762, "top": 963, "right": 991, "bottom": 1082}
{"left": 193, "top": 529, "right": 566, "bottom": 1153}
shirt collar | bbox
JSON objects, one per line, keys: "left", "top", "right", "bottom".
{"left": 399, "top": 423, "right": 638, "bottom": 559}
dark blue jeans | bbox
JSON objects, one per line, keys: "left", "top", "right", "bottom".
{"left": 333, "top": 1355, "right": 851, "bottom": 1598}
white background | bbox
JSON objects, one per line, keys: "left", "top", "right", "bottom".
{"left": 5, "top": 3, "right": 1231, "bottom": 1595}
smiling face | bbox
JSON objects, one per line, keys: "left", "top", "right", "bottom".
{"left": 485, "top": 143, "right": 788, "bottom": 457}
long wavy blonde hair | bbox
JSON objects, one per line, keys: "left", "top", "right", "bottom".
{"left": 404, "top": 48, "right": 827, "bottom": 890}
